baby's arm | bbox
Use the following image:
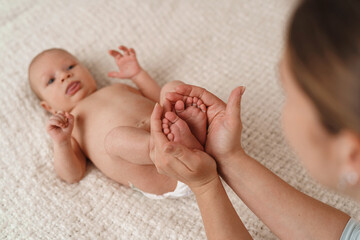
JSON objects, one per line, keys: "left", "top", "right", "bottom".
{"left": 47, "top": 112, "right": 86, "bottom": 183}
{"left": 131, "top": 69, "right": 160, "bottom": 102}
{"left": 108, "top": 46, "right": 161, "bottom": 102}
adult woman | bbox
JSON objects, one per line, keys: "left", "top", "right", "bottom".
{"left": 150, "top": 0, "right": 360, "bottom": 239}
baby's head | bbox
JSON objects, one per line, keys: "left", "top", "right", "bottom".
{"left": 28, "top": 48, "right": 97, "bottom": 114}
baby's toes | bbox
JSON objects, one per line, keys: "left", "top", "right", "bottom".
{"left": 193, "top": 97, "right": 199, "bottom": 105}
{"left": 186, "top": 97, "right": 193, "bottom": 107}
{"left": 167, "top": 133, "right": 174, "bottom": 141}
{"left": 174, "top": 100, "right": 185, "bottom": 112}
{"left": 163, "top": 127, "right": 170, "bottom": 135}
{"left": 199, "top": 104, "right": 206, "bottom": 113}
{"left": 162, "top": 118, "right": 169, "bottom": 124}
{"left": 162, "top": 121, "right": 169, "bottom": 130}
{"left": 164, "top": 111, "right": 179, "bottom": 124}
{"left": 162, "top": 118, "right": 173, "bottom": 135}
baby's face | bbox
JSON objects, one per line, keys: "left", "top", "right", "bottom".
{"left": 29, "top": 50, "right": 97, "bottom": 113}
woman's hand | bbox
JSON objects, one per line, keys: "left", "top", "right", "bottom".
{"left": 150, "top": 103, "right": 254, "bottom": 240}
{"left": 149, "top": 103, "right": 218, "bottom": 191}
{"left": 166, "top": 85, "right": 246, "bottom": 166}
{"left": 108, "top": 45, "right": 142, "bottom": 79}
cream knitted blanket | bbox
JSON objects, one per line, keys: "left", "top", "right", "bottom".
{"left": 1, "top": 0, "right": 359, "bottom": 239}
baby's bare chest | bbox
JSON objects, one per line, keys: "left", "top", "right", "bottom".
{"left": 70, "top": 84, "right": 154, "bottom": 154}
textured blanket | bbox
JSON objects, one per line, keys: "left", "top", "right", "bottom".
{"left": 1, "top": 0, "right": 359, "bottom": 239}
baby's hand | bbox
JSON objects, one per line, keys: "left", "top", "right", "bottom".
{"left": 46, "top": 111, "right": 74, "bottom": 144}
{"left": 108, "top": 45, "right": 142, "bottom": 80}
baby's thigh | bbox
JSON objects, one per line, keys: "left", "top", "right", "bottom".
{"left": 104, "top": 126, "right": 152, "bottom": 165}
{"left": 159, "top": 80, "right": 185, "bottom": 105}
{"left": 101, "top": 157, "right": 177, "bottom": 195}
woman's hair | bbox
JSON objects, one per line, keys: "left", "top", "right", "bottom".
{"left": 287, "top": 0, "right": 360, "bottom": 135}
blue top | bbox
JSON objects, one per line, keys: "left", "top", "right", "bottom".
{"left": 341, "top": 218, "right": 360, "bottom": 240}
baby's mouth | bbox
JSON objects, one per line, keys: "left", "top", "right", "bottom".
{"left": 66, "top": 81, "right": 81, "bottom": 95}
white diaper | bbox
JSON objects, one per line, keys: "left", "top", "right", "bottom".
{"left": 129, "top": 181, "right": 193, "bottom": 200}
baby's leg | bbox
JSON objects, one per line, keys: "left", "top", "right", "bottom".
{"left": 104, "top": 126, "right": 152, "bottom": 165}
{"left": 108, "top": 158, "right": 178, "bottom": 195}
{"left": 104, "top": 127, "right": 179, "bottom": 195}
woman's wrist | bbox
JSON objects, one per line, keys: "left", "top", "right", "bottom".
{"left": 190, "top": 175, "right": 223, "bottom": 197}
{"left": 217, "top": 149, "right": 248, "bottom": 178}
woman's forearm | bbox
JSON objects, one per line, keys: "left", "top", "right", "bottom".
{"left": 193, "top": 176, "right": 253, "bottom": 240}
{"left": 219, "top": 151, "right": 350, "bottom": 240}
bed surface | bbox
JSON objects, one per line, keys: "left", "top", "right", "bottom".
{"left": 1, "top": 0, "right": 359, "bottom": 239}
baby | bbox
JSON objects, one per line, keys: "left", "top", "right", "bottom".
{"left": 28, "top": 45, "right": 207, "bottom": 198}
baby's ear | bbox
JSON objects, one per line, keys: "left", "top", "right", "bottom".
{"left": 40, "top": 101, "right": 55, "bottom": 114}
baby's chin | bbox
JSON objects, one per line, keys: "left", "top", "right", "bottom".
{"left": 70, "top": 84, "right": 91, "bottom": 97}
{"left": 48, "top": 86, "right": 97, "bottom": 112}
{"left": 50, "top": 99, "right": 80, "bottom": 113}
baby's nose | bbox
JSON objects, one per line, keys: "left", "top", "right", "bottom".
{"left": 61, "top": 73, "right": 72, "bottom": 82}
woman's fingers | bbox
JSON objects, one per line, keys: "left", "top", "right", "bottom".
{"left": 162, "top": 142, "right": 218, "bottom": 189}
{"left": 166, "top": 84, "right": 226, "bottom": 124}
{"left": 175, "top": 84, "right": 225, "bottom": 109}
{"left": 226, "top": 86, "right": 245, "bottom": 123}
{"left": 165, "top": 92, "right": 188, "bottom": 103}
{"left": 149, "top": 102, "right": 218, "bottom": 187}
{"left": 151, "top": 103, "right": 165, "bottom": 135}
{"left": 162, "top": 99, "right": 173, "bottom": 114}
{"left": 165, "top": 142, "right": 214, "bottom": 173}
{"left": 150, "top": 103, "right": 185, "bottom": 177}
{"left": 164, "top": 143, "right": 197, "bottom": 171}
{"left": 150, "top": 104, "right": 192, "bottom": 178}
{"left": 155, "top": 143, "right": 191, "bottom": 178}
{"left": 150, "top": 103, "right": 170, "bottom": 156}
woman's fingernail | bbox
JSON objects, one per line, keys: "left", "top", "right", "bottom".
{"left": 241, "top": 86, "right": 246, "bottom": 94}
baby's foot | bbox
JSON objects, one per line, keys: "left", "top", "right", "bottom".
{"left": 174, "top": 97, "right": 207, "bottom": 145}
{"left": 162, "top": 112, "right": 204, "bottom": 151}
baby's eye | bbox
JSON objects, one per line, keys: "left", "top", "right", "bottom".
{"left": 67, "top": 65, "right": 75, "bottom": 70}
{"left": 48, "top": 78, "right": 55, "bottom": 85}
